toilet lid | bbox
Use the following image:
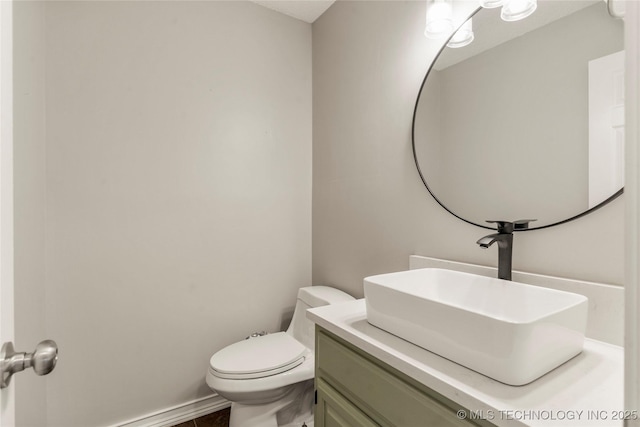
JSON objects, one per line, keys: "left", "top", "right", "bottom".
{"left": 209, "top": 332, "right": 307, "bottom": 380}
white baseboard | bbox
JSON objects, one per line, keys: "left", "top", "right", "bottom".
{"left": 112, "top": 394, "right": 230, "bottom": 427}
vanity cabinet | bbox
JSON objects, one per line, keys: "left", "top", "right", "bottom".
{"left": 315, "top": 327, "right": 495, "bottom": 427}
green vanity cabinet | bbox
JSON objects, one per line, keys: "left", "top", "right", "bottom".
{"left": 316, "top": 378, "right": 379, "bottom": 427}
{"left": 315, "top": 327, "right": 495, "bottom": 427}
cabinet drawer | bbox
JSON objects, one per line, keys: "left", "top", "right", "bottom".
{"left": 316, "top": 378, "right": 379, "bottom": 427}
{"left": 316, "top": 328, "right": 484, "bottom": 427}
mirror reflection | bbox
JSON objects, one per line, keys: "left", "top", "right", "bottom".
{"left": 413, "top": 1, "right": 624, "bottom": 229}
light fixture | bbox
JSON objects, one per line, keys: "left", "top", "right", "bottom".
{"left": 605, "top": 0, "right": 625, "bottom": 19}
{"left": 424, "top": 0, "right": 453, "bottom": 39}
{"left": 479, "top": 0, "right": 503, "bottom": 8}
{"left": 500, "top": 0, "right": 537, "bottom": 21}
{"left": 447, "top": 18, "right": 474, "bottom": 48}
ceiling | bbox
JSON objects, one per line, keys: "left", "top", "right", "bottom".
{"left": 250, "top": 0, "right": 336, "bottom": 23}
{"left": 435, "top": 0, "right": 599, "bottom": 70}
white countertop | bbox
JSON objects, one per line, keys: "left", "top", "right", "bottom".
{"left": 307, "top": 299, "right": 625, "bottom": 427}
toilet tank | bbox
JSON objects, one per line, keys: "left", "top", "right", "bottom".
{"left": 286, "top": 286, "right": 354, "bottom": 350}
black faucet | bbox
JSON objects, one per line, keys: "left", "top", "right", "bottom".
{"left": 476, "top": 220, "right": 536, "bottom": 281}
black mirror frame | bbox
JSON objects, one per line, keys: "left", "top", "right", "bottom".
{"left": 410, "top": 6, "right": 624, "bottom": 232}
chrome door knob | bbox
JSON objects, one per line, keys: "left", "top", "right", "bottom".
{"left": 27, "top": 340, "right": 58, "bottom": 376}
{"left": 0, "top": 340, "right": 58, "bottom": 389}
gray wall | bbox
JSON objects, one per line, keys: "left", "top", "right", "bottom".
{"left": 312, "top": 0, "right": 624, "bottom": 297}
{"left": 40, "top": 2, "right": 311, "bottom": 426}
{"left": 12, "top": 1, "right": 626, "bottom": 425}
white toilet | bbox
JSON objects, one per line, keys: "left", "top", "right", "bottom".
{"left": 206, "top": 286, "right": 354, "bottom": 427}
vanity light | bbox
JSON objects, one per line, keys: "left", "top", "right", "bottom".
{"left": 447, "top": 18, "right": 474, "bottom": 48}
{"left": 424, "top": 0, "right": 453, "bottom": 39}
{"left": 500, "top": 0, "right": 537, "bottom": 21}
{"left": 479, "top": 0, "right": 503, "bottom": 8}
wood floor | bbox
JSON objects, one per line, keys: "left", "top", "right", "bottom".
{"left": 171, "top": 407, "right": 230, "bottom": 427}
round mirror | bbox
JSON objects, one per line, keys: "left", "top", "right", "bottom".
{"left": 412, "top": 1, "right": 624, "bottom": 230}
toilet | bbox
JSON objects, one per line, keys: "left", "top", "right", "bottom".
{"left": 206, "top": 286, "right": 355, "bottom": 427}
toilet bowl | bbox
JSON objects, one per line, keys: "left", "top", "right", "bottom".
{"left": 206, "top": 286, "right": 354, "bottom": 427}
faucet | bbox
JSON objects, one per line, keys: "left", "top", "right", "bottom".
{"left": 476, "top": 220, "right": 535, "bottom": 281}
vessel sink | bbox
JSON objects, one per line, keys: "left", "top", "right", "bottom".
{"left": 364, "top": 268, "right": 588, "bottom": 386}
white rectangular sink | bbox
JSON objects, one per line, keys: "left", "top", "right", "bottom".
{"left": 364, "top": 268, "right": 588, "bottom": 386}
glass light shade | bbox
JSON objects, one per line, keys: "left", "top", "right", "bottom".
{"left": 479, "top": 0, "right": 503, "bottom": 8}
{"left": 501, "top": 0, "right": 537, "bottom": 21}
{"left": 447, "top": 18, "right": 474, "bottom": 48}
{"left": 425, "top": 0, "right": 453, "bottom": 39}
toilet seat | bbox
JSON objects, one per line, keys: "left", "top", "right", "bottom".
{"left": 209, "top": 332, "right": 307, "bottom": 380}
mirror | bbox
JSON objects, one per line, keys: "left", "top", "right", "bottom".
{"left": 412, "top": 1, "right": 624, "bottom": 230}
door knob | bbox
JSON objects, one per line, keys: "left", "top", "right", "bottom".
{"left": 0, "top": 340, "right": 58, "bottom": 389}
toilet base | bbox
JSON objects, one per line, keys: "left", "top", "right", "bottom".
{"left": 229, "top": 380, "right": 314, "bottom": 427}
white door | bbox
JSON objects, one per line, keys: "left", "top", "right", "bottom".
{"left": 589, "top": 50, "right": 626, "bottom": 208}
{"left": 0, "top": 0, "right": 15, "bottom": 424}
{"left": 0, "top": 3, "right": 56, "bottom": 426}
{"left": 626, "top": 3, "right": 640, "bottom": 425}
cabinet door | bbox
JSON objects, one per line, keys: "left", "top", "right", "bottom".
{"left": 316, "top": 328, "right": 491, "bottom": 427}
{"left": 316, "top": 378, "right": 379, "bottom": 427}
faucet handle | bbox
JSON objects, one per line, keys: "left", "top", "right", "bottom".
{"left": 486, "top": 219, "right": 537, "bottom": 232}
{"left": 485, "top": 220, "right": 514, "bottom": 233}
{"left": 513, "top": 219, "right": 537, "bottom": 230}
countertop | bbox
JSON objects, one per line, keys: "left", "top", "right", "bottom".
{"left": 307, "top": 299, "right": 625, "bottom": 427}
